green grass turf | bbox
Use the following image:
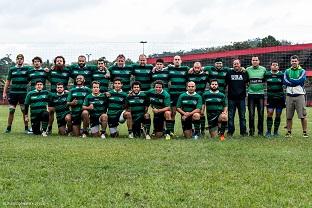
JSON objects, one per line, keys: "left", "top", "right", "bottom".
{"left": 0, "top": 105, "right": 312, "bottom": 207}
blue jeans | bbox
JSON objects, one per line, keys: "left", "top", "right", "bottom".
{"left": 228, "top": 99, "right": 247, "bottom": 135}
{"left": 248, "top": 95, "right": 264, "bottom": 135}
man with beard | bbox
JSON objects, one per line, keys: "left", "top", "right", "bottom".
{"left": 48, "top": 83, "right": 72, "bottom": 135}
{"left": 126, "top": 81, "right": 150, "bottom": 139}
{"left": 146, "top": 80, "right": 173, "bottom": 140}
{"left": 202, "top": 80, "right": 228, "bottom": 141}
{"left": 176, "top": 81, "right": 202, "bottom": 139}
{"left": 70, "top": 55, "right": 96, "bottom": 88}
{"left": 67, "top": 75, "right": 92, "bottom": 137}
{"left": 246, "top": 56, "right": 266, "bottom": 136}
{"left": 284, "top": 55, "right": 308, "bottom": 138}
{"left": 188, "top": 62, "right": 209, "bottom": 136}
{"left": 132, "top": 54, "right": 153, "bottom": 92}
{"left": 28, "top": 56, "right": 48, "bottom": 90}
{"left": 151, "top": 59, "right": 169, "bottom": 91}
{"left": 92, "top": 58, "right": 110, "bottom": 93}
{"left": 225, "top": 59, "right": 248, "bottom": 137}
{"left": 168, "top": 55, "right": 189, "bottom": 135}
{"left": 24, "top": 80, "right": 51, "bottom": 136}
{"left": 204, "top": 58, "right": 230, "bottom": 94}
{"left": 82, "top": 81, "right": 108, "bottom": 138}
{"left": 264, "top": 61, "right": 285, "bottom": 137}
{"left": 3, "top": 54, "right": 32, "bottom": 133}
{"left": 47, "top": 56, "right": 71, "bottom": 134}
{"left": 109, "top": 54, "right": 133, "bottom": 93}
{"left": 107, "top": 78, "right": 133, "bottom": 138}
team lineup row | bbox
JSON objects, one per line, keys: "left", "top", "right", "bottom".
{"left": 2, "top": 53, "right": 308, "bottom": 139}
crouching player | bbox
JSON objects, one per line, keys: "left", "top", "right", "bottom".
{"left": 82, "top": 81, "right": 108, "bottom": 138}
{"left": 176, "top": 81, "right": 202, "bottom": 139}
{"left": 107, "top": 78, "right": 133, "bottom": 138}
{"left": 24, "top": 81, "right": 50, "bottom": 136}
{"left": 48, "top": 83, "right": 72, "bottom": 135}
{"left": 146, "top": 80, "right": 173, "bottom": 140}
{"left": 202, "top": 79, "right": 228, "bottom": 141}
{"left": 126, "top": 81, "right": 151, "bottom": 139}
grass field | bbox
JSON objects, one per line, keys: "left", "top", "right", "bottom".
{"left": 0, "top": 105, "right": 312, "bottom": 207}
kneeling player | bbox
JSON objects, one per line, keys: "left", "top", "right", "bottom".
{"left": 146, "top": 80, "right": 173, "bottom": 140}
{"left": 127, "top": 81, "right": 151, "bottom": 139}
{"left": 82, "top": 81, "right": 108, "bottom": 138}
{"left": 176, "top": 81, "right": 202, "bottom": 139}
{"left": 48, "top": 83, "right": 72, "bottom": 135}
{"left": 24, "top": 81, "right": 50, "bottom": 136}
{"left": 202, "top": 80, "right": 228, "bottom": 140}
{"left": 107, "top": 78, "right": 133, "bottom": 138}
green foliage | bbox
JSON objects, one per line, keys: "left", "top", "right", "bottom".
{"left": 149, "top": 35, "right": 292, "bottom": 58}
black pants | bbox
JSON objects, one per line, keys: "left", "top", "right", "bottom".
{"left": 228, "top": 99, "right": 247, "bottom": 135}
{"left": 31, "top": 111, "right": 49, "bottom": 135}
{"left": 248, "top": 95, "right": 264, "bottom": 135}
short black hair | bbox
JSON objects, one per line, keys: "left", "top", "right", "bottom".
{"left": 210, "top": 79, "right": 218, "bottom": 84}
{"left": 156, "top": 58, "right": 164, "bottom": 63}
{"left": 271, "top": 61, "right": 279, "bottom": 65}
{"left": 113, "top": 77, "right": 122, "bottom": 84}
{"left": 131, "top": 81, "right": 141, "bottom": 89}
{"left": 290, "top": 55, "right": 299, "bottom": 60}
{"left": 215, "top": 58, "right": 223, "bottom": 63}
{"left": 35, "top": 80, "right": 43, "bottom": 85}
{"left": 56, "top": 82, "right": 64, "bottom": 87}
{"left": 32, "top": 56, "right": 43, "bottom": 63}
{"left": 153, "top": 80, "right": 164, "bottom": 88}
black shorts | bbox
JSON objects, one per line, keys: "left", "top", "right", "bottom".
{"left": 8, "top": 93, "right": 26, "bottom": 106}
{"left": 267, "top": 97, "right": 285, "bottom": 110}
{"left": 153, "top": 112, "right": 165, "bottom": 132}
{"left": 207, "top": 113, "right": 221, "bottom": 129}
{"left": 90, "top": 114, "right": 101, "bottom": 127}
{"left": 108, "top": 111, "right": 124, "bottom": 128}
{"left": 181, "top": 117, "right": 192, "bottom": 131}
{"left": 170, "top": 94, "right": 178, "bottom": 107}
{"left": 57, "top": 117, "right": 67, "bottom": 128}
{"left": 72, "top": 114, "right": 82, "bottom": 126}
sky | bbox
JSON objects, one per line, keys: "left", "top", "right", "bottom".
{"left": 0, "top": 0, "right": 311, "bottom": 63}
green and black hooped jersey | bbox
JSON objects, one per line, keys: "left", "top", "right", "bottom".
{"left": 28, "top": 68, "right": 48, "bottom": 90}
{"left": 151, "top": 68, "right": 169, "bottom": 91}
{"left": 168, "top": 65, "right": 189, "bottom": 95}
{"left": 92, "top": 69, "right": 110, "bottom": 93}
{"left": 126, "top": 92, "right": 149, "bottom": 122}
{"left": 107, "top": 90, "right": 128, "bottom": 118}
{"left": 7, "top": 65, "right": 32, "bottom": 94}
{"left": 132, "top": 64, "right": 153, "bottom": 91}
{"left": 48, "top": 92, "right": 70, "bottom": 121}
{"left": 83, "top": 93, "right": 108, "bottom": 118}
{"left": 146, "top": 89, "right": 171, "bottom": 109}
{"left": 109, "top": 65, "right": 133, "bottom": 93}
{"left": 176, "top": 92, "right": 202, "bottom": 112}
{"left": 25, "top": 90, "right": 51, "bottom": 120}
{"left": 264, "top": 70, "right": 284, "bottom": 99}
{"left": 48, "top": 67, "right": 71, "bottom": 92}
{"left": 67, "top": 86, "right": 92, "bottom": 118}
{"left": 202, "top": 90, "right": 227, "bottom": 114}
{"left": 246, "top": 66, "right": 266, "bottom": 95}
{"left": 188, "top": 71, "right": 209, "bottom": 95}
{"left": 205, "top": 66, "right": 229, "bottom": 93}
{"left": 70, "top": 65, "right": 96, "bottom": 88}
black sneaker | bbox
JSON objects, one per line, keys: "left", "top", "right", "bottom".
{"left": 303, "top": 132, "right": 309, "bottom": 138}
